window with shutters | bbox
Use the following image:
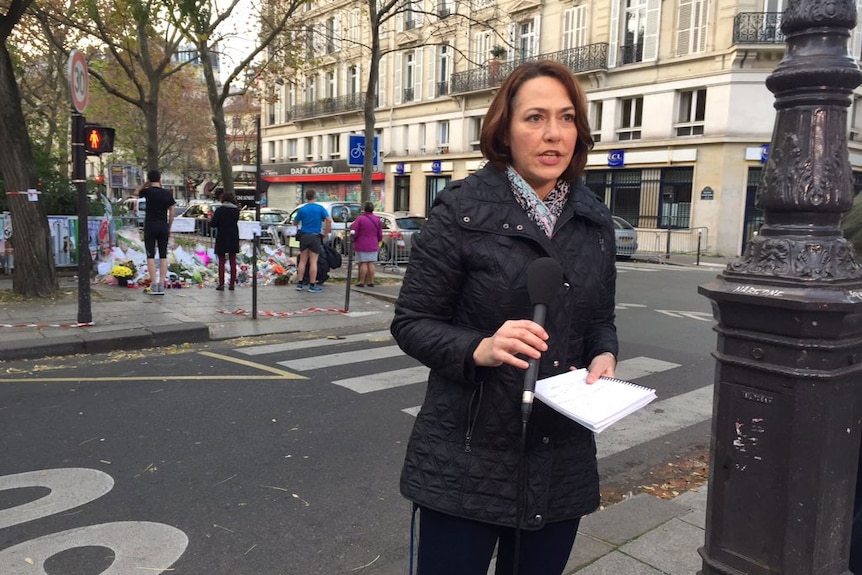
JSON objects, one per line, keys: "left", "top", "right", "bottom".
{"left": 469, "top": 116, "right": 483, "bottom": 151}
{"left": 677, "top": 0, "right": 708, "bottom": 55}
{"left": 621, "top": 0, "right": 647, "bottom": 64}
{"left": 404, "top": 52, "right": 415, "bottom": 102}
{"left": 562, "top": 6, "right": 588, "bottom": 50}
{"left": 349, "top": 9, "right": 361, "bottom": 44}
{"left": 437, "top": 121, "right": 449, "bottom": 150}
{"left": 329, "top": 134, "right": 341, "bottom": 158}
{"left": 617, "top": 96, "right": 643, "bottom": 141}
{"left": 675, "top": 88, "right": 706, "bottom": 136}
{"left": 474, "top": 30, "right": 493, "bottom": 66}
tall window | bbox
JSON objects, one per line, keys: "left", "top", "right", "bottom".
{"left": 326, "top": 71, "right": 336, "bottom": 99}
{"left": 394, "top": 176, "right": 411, "bottom": 211}
{"left": 419, "top": 123, "right": 427, "bottom": 152}
{"left": 677, "top": 0, "right": 708, "bottom": 55}
{"left": 437, "top": 120, "right": 450, "bottom": 149}
{"left": 288, "top": 139, "right": 298, "bottom": 161}
{"left": 469, "top": 116, "right": 483, "bottom": 151}
{"left": 518, "top": 19, "right": 537, "bottom": 59}
{"left": 328, "top": 134, "right": 341, "bottom": 158}
{"left": 403, "top": 125, "right": 410, "bottom": 154}
{"left": 349, "top": 66, "right": 359, "bottom": 95}
{"left": 474, "top": 30, "right": 493, "bottom": 66}
{"left": 307, "top": 76, "right": 317, "bottom": 103}
{"left": 438, "top": 44, "right": 450, "bottom": 96}
{"left": 622, "top": 0, "right": 647, "bottom": 63}
{"left": 326, "top": 17, "right": 338, "bottom": 53}
{"left": 676, "top": 88, "right": 706, "bottom": 136}
{"left": 349, "top": 9, "right": 361, "bottom": 43}
{"left": 437, "top": 0, "right": 452, "bottom": 18}
{"left": 562, "top": 6, "right": 587, "bottom": 50}
{"left": 618, "top": 96, "right": 643, "bottom": 141}
{"left": 404, "top": 53, "right": 415, "bottom": 102}
{"left": 304, "top": 136, "right": 314, "bottom": 160}
{"left": 591, "top": 101, "right": 603, "bottom": 143}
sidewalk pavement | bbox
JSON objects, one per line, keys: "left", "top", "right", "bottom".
{"left": 0, "top": 253, "right": 725, "bottom": 575}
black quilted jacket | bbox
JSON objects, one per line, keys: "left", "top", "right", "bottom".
{"left": 391, "top": 164, "right": 619, "bottom": 529}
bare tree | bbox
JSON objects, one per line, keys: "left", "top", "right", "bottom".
{"left": 168, "top": 0, "right": 306, "bottom": 197}
{"left": 0, "top": 0, "right": 57, "bottom": 297}
{"left": 355, "top": 0, "right": 508, "bottom": 203}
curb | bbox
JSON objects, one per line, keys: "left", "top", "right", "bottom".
{"left": 0, "top": 322, "right": 210, "bottom": 362}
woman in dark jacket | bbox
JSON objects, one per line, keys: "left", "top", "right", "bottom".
{"left": 391, "top": 60, "right": 619, "bottom": 575}
{"left": 210, "top": 192, "right": 240, "bottom": 291}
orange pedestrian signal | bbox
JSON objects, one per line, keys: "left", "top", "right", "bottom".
{"left": 83, "top": 123, "right": 115, "bottom": 155}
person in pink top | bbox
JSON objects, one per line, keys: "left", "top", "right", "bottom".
{"left": 350, "top": 201, "right": 383, "bottom": 287}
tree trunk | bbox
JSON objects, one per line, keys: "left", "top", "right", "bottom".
{"left": 361, "top": 4, "right": 380, "bottom": 205}
{"left": 0, "top": 39, "right": 57, "bottom": 297}
{"left": 199, "top": 41, "right": 234, "bottom": 197}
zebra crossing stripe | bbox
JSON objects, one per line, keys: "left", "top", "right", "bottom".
{"left": 333, "top": 366, "right": 430, "bottom": 394}
{"left": 277, "top": 345, "right": 404, "bottom": 371}
{"left": 237, "top": 331, "right": 392, "bottom": 356}
{"left": 596, "top": 385, "right": 713, "bottom": 459}
{"left": 614, "top": 357, "right": 681, "bottom": 381}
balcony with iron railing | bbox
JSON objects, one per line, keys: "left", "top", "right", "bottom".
{"left": 449, "top": 43, "right": 609, "bottom": 94}
{"left": 618, "top": 42, "right": 644, "bottom": 65}
{"left": 733, "top": 12, "right": 785, "bottom": 44}
{"left": 287, "top": 92, "right": 366, "bottom": 121}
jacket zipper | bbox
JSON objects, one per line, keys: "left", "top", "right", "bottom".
{"left": 464, "top": 383, "right": 484, "bottom": 452}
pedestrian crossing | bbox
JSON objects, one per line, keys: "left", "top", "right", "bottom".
{"left": 236, "top": 331, "right": 713, "bottom": 460}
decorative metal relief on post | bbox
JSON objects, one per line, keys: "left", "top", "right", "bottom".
{"left": 727, "top": 0, "right": 862, "bottom": 283}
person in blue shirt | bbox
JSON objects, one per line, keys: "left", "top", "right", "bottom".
{"left": 294, "top": 189, "right": 332, "bottom": 292}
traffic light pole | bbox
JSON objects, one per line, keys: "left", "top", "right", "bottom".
{"left": 72, "top": 108, "right": 92, "bottom": 324}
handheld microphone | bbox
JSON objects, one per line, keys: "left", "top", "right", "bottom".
{"left": 521, "top": 257, "right": 564, "bottom": 425}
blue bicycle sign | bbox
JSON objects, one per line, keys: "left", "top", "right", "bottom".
{"left": 348, "top": 135, "right": 379, "bottom": 167}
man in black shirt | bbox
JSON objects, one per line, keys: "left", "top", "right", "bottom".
{"left": 136, "top": 170, "right": 175, "bottom": 294}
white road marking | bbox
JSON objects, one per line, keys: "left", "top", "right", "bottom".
{"left": 333, "top": 366, "right": 431, "bottom": 394}
{"left": 237, "top": 330, "right": 393, "bottom": 356}
{"left": 277, "top": 345, "right": 405, "bottom": 371}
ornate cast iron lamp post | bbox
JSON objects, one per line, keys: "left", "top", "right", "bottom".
{"left": 698, "top": 0, "right": 862, "bottom": 572}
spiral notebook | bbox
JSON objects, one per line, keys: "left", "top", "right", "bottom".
{"left": 535, "top": 368, "right": 657, "bottom": 433}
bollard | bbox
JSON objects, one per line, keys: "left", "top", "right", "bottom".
{"left": 697, "top": 0, "right": 862, "bottom": 573}
{"left": 696, "top": 230, "right": 702, "bottom": 266}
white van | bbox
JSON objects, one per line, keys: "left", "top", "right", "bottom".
{"left": 121, "top": 197, "right": 146, "bottom": 226}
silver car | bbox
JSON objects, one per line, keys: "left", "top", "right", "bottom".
{"left": 612, "top": 216, "right": 638, "bottom": 259}
{"left": 377, "top": 211, "right": 426, "bottom": 263}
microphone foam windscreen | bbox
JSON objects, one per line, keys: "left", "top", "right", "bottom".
{"left": 526, "top": 257, "right": 563, "bottom": 306}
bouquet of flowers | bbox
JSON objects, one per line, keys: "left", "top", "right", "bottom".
{"left": 110, "top": 264, "right": 134, "bottom": 279}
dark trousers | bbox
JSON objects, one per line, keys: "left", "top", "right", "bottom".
{"left": 218, "top": 253, "right": 237, "bottom": 286}
{"left": 416, "top": 507, "right": 580, "bottom": 575}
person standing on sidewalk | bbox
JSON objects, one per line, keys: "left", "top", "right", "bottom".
{"left": 210, "top": 192, "right": 240, "bottom": 291}
{"left": 391, "top": 60, "right": 618, "bottom": 575}
{"left": 293, "top": 189, "right": 332, "bottom": 293}
{"left": 136, "top": 170, "right": 175, "bottom": 295}
{"left": 350, "top": 201, "right": 383, "bottom": 287}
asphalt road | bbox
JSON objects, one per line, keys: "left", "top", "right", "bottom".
{"left": 0, "top": 261, "right": 723, "bottom": 575}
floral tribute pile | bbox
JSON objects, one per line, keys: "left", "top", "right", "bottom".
{"left": 95, "top": 228, "right": 297, "bottom": 288}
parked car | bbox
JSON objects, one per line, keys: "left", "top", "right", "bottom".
{"left": 278, "top": 201, "right": 363, "bottom": 252}
{"left": 376, "top": 211, "right": 426, "bottom": 263}
{"left": 120, "top": 197, "right": 146, "bottom": 227}
{"left": 612, "top": 215, "right": 638, "bottom": 259}
{"left": 239, "top": 208, "right": 292, "bottom": 243}
{"left": 178, "top": 201, "right": 221, "bottom": 236}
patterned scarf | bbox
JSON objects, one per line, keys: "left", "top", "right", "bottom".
{"left": 506, "top": 166, "right": 570, "bottom": 238}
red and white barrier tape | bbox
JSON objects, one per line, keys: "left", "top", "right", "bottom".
{"left": 0, "top": 321, "right": 93, "bottom": 329}
{"left": 218, "top": 306, "right": 347, "bottom": 318}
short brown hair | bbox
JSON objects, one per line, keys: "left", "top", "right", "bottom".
{"left": 221, "top": 192, "right": 236, "bottom": 204}
{"left": 480, "top": 60, "right": 594, "bottom": 180}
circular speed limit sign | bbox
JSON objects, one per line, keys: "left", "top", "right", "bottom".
{"left": 67, "top": 50, "right": 89, "bottom": 113}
